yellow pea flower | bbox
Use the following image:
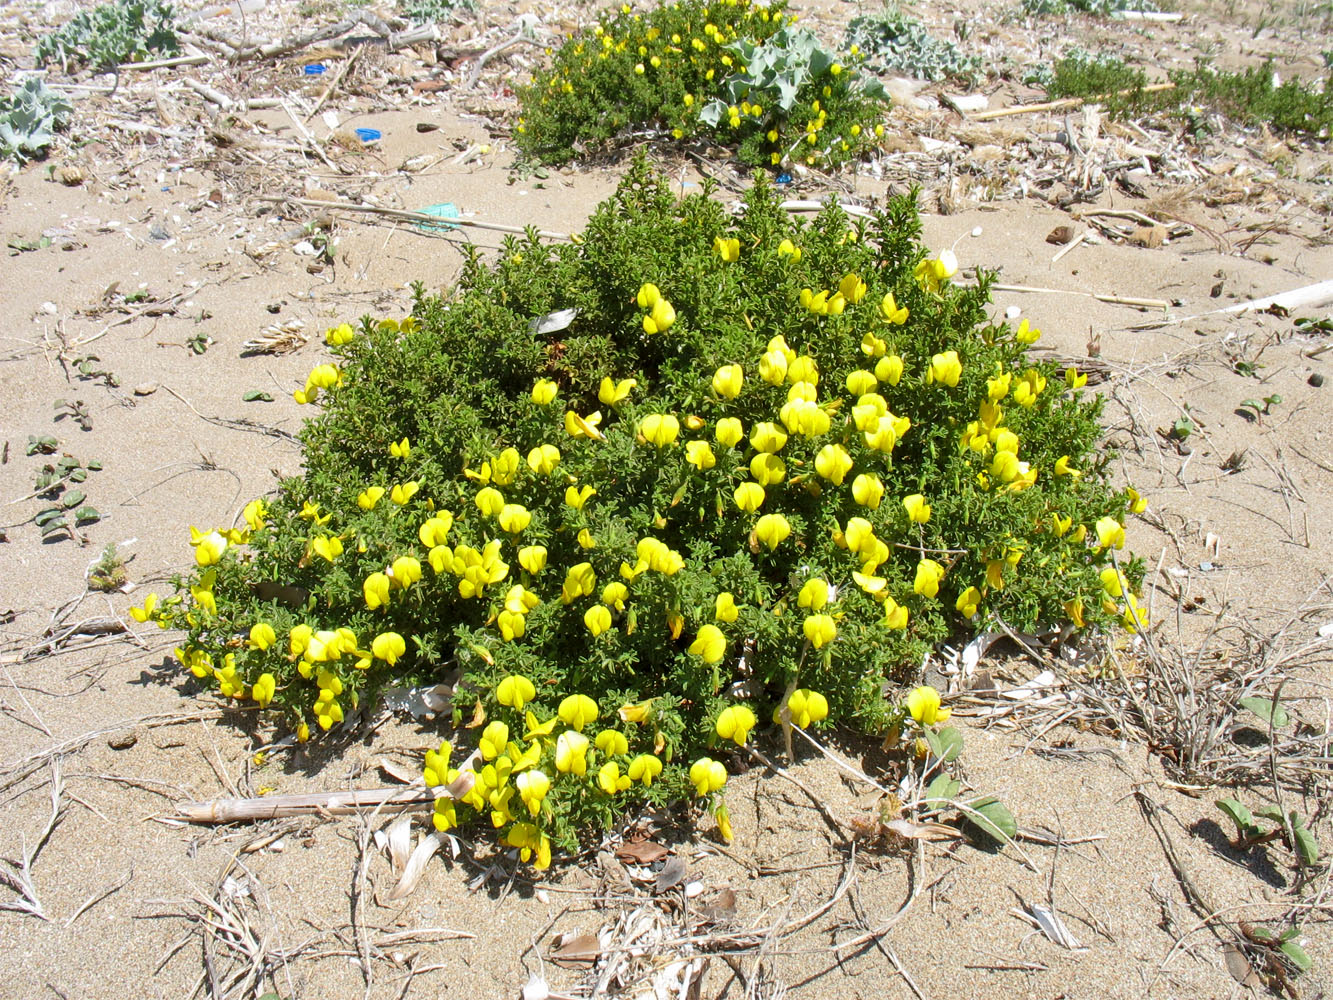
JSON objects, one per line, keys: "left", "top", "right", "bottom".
{"left": 927, "top": 350, "right": 962, "bottom": 388}
{"left": 598, "top": 376, "right": 637, "bottom": 405}
{"left": 903, "top": 493, "right": 931, "bottom": 524}
{"left": 584, "top": 604, "right": 613, "bottom": 637}
{"left": 734, "top": 481, "right": 765, "bottom": 512}
{"left": 686, "top": 440, "right": 716, "bottom": 470}
{"left": 715, "top": 705, "right": 757, "bottom": 745}
{"left": 497, "top": 610, "right": 526, "bottom": 641}
{"left": 879, "top": 292, "right": 909, "bottom": 325}
{"left": 875, "top": 354, "right": 905, "bottom": 385}
{"left": 715, "top": 417, "right": 744, "bottom": 448}
{"left": 518, "top": 545, "right": 548, "bottom": 574}
{"left": 755, "top": 513, "right": 791, "bottom": 550}
{"left": 372, "top": 631, "right": 406, "bottom": 665}
{"left": 1127, "top": 487, "right": 1148, "bottom": 514}
{"left": 914, "top": 559, "right": 945, "bottom": 599}
{"left": 689, "top": 623, "right": 727, "bottom": 664}
{"left": 750, "top": 421, "right": 787, "bottom": 454}
{"left": 777, "top": 238, "right": 802, "bottom": 262}
{"left": 194, "top": 530, "right": 227, "bottom": 567}
{"left": 712, "top": 363, "right": 744, "bottom": 399}
{"left": 852, "top": 473, "right": 884, "bottom": 509}
{"left": 129, "top": 592, "right": 159, "bottom": 624}
{"left": 749, "top": 452, "right": 786, "bottom": 486}
{"left": 526, "top": 443, "right": 561, "bottom": 476}
{"left": 389, "top": 437, "right": 411, "bottom": 459}
{"left": 390, "top": 481, "right": 419, "bottom": 505}
{"left": 846, "top": 370, "right": 878, "bottom": 396}
{"left": 715, "top": 592, "right": 738, "bottom": 623}
{"left": 1095, "top": 516, "right": 1126, "bottom": 551}
{"left": 643, "top": 296, "right": 676, "bottom": 334}
{"left": 531, "top": 379, "right": 558, "bottom": 405}
{"left": 325, "top": 323, "right": 355, "bottom": 345}
{"left": 628, "top": 754, "right": 663, "bottom": 785}
{"left": 356, "top": 486, "right": 386, "bottom": 511}
{"left": 713, "top": 236, "right": 740, "bottom": 262}
{"left": 803, "top": 613, "right": 837, "bottom": 649}
{"left": 565, "top": 484, "right": 596, "bottom": 509}
{"left": 838, "top": 273, "right": 867, "bottom": 304}
{"left": 564, "top": 409, "right": 605, "bottom": 440}
{"left": 844, "top": 517, "right": 876, "bottom": 554}
{"left": 758, "top": 349, "right": 788, "bottom": 385}
{"left": 640, "top": 413, "right": 680, "bottom": 448}
{"left": 515, "top": 769, "right": 550, "bottom": 816}
{"left": 956, "top": 586, "right": 982, "bottom": 618}
{"left": 690, "top": 757, "right": 727, "bottom": 796}
{"left": 555, "top": 730, "right": 590, "bottom": 774}
{"left": 906, "top": 685, "right": 951, "bottom": 726}
{"left": 798, "top": 577, "right": 830, "bottom": 611}
{"left": 498, "top": 504, "right": 532, "bottom": 534}
{"left": 1065, "top": 366, "right": 1088, "bottom": 389}
{"left": 883, "top": 596, "right": 909, "bottom": 629}
{"left": 783, "top": 689, "right": 829, "bottom": 728}
{"left": 252, "top": 673, "right": 276, "bottom": 708}
{"left": 1015, "top": 319, "right": 1041, "bottom": 344}
{"left": 474, "top": 487, "right": 504, "bottom": 517}
{"left": 363, "top": 572, "right": 390, "bottom": 609}
{"left": 242, "top": 499, "right": 267, "bottom": 531}
{"left": 557, "top": 693, "right": 598, "bottom": 731}
{"left": 390, "top": 556, "right": 422, "bottom": 589}
{"left": 598, "top": 762, "right": 632, "bottom": 795}
{"left": 497, "top": 674, "right": 536, "bottom": 710}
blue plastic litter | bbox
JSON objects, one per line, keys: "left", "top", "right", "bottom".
{"left": 354, "top": 128, "right": 382, "bottom": 143}
{"left": 776, "top": 172, "right": 792, "bottom": 185}
{"left": 303, "top": 63, "right": 326, "bottom": 75}
{"left": 416, "top": 202, "right": 461, "bottom": 232}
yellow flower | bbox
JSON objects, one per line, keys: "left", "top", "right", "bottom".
{"left": 515, "top": 769, "right": 550, "bottom": 816}
{"left": 357, "top": 486, "right": 385, "bottom": 510}
{"left": 311, "top": 534, "right": 343, "bottom": 563}
{"left": 712, "top": 363, "right": 744, "bottom": 399}
{"left": 643, "top": 296, "right": 676, "bottom": 334}
{"left": 852, "top": 473, "right": 884, "bottom": 509}
{"left": 1065, "top": 366, "right": 1088, "bottom": 389}
{"left": 783, "top": 689, "right": 829, "bottom": 728}
{"left": 906, "top": 685, "right": 951, "bottom": 726}
{"left": 389, "top": 437, "right": 411, "bottom": 459}
{"left": 862, "top": 331, "right": 887, "bottom": 357}
{"left": 1053, "top": 455, "right": 1080, "bottom": 478}
{"left": 497, "top": 675, "right": 536, "bottom": 710}
{"left": 390, "top": 481, "right": 420, "bottom": 505}
{"left": 956, "top": 586, "right": 982, "bottom": 618}
{"left": 371, "top": 631, "right": 406, "bottom": 665}
{"left": 129, "top": 592, "right": 159, "bottom": 624}
{"left": 914, "top": 559, "right": 945, "bottom": 598}
{"left": 598, "top": 761, "right": 632, "bottom": 795}
{"left": 713, "top": 236, "right": 740, "bottom": 262}
{"left": 715, "top": 416, "right": 744, "bottom": 448}
{"left": 1101, "top": 566, "right": 1126, "bottom": 598}
{"left": 683, "top": 92, "right": 694, "bottom": 107}
{"left": 562, "top": 484, "right": 595, "bottom": 510}
{"left": 490, "top": 448, "right": 520, "bottom": 486}
{"left": 846, "top": 369, "right": 878, "bottom": 396}
{"left": 598, "top": 376, "right": 637, "bottom": 405}
{"left": 474, "top": 487, "right": 504, "bottom": 517}
{"left": 252, "top": 673, "right": 276, "bottom": 708}
{"left": 640, "top": 413, "right": 680, "bottom": 448}
{"left": 715, "top": 705, "right": 757, "bottom": 745}
{"left": 325, "top": 322, "right": 355, "bottom": 346}
{"left": 777, "top": 238, "right": 802, "bottom": 263}
{"left": 903, "top": 493, "right": 931, "bottom": 524}
{"left": 363, "top": 572, "right": 390, "bottom": 609}
{"left": 564, "top": 409, "right": 605, "bottom": 440}
{"left": 844, "top": 517, "right": 875, "bottom": 555}
{"left": 555, "top": 730, "right": 590, "bottom": 774}
{"left": 876, "top": 354, "right": 905, "bottom": 385}
{"left": 688, "top": 623, "right": 727, "bottom": 664}
{"left": 759, "top": 348, "right": 789, "bottom": 385}
{"left": 749, "top": 452, "right": 785, "bottom": 486}
{"left": 914, "top": 250, "right": 958, "bottom": 292}
{"left": 838, "top": 272, "right": 867, "bottom": 304}
{"left": 532, "top": 379, "right": 558, "bottom": 405}
{"left": 798, "top": 577, "right": 830, "bottom": 611}
{"left": 518, "top": 545, "right": 548, "bottom": 574}
{"left": 690, "top": 757, "right": 727, "bottom": 796}
{"left": 498, "top": 503, "right": 532, "bottom": 534}
{"left": 594, "top": 729, "right": 629, "bottom": 757}
{"left": 1127, "top": 487, "right": 1148, "bottom": 514}
{"left": 733, "top": 481, "right": 765, "bottom": 512}
{"left": 1015, "top": 318, "right": 1041, "bottom": 344}
{"left": 242, "top": 499, "right": 266, "bottom": 531}
{"left": 1095, "top": 516, "right": 1125, "bottom": 551}
{"left": 755, "top": 513, "right": 791, "bottom": 550}
{"left": 749, "top": 421, "right": 787, "bottom": 454}
{"left": 715, "top": 592, "right": 739, "bottom": 623}
{"left": 809, "top": 444, "right": 851, "bottom": 485}
{"left": 558, "top": 694, "right": 598, "bottom": 731}
{"left": 522, "top": 443, "right": 559, "bottom": 476}
{"left": 927, "top": 350, "right": 962, "bottom": 388}
{"left": 194, "top": 530, "right": 228, "bottom": 567}
{"left": 390, "top": 555, "right": 423, "bottom": 589}
{"left": 685, "top": 440, "right": 717, "bottom": 470}
{"left": 584, "top": 603, "right": 613, "bottom": 637}
{"left": 559, "top": 562, "right": 596, "bottom": 604}
{"left": 628, "top": 754, "right": 663, "bottom": 785}
{"left": 803, "top": 613, "right": 837, "bottom": 649}
{"left": 883, "top": 596, "right": 909, "bottom": 629}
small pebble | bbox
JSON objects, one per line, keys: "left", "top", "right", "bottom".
{"left": 107, "top": 730, "right": 138, "bottom": 750}
{"left": 1004, "top": 305, "right": 1022, "bottom": 319}
{"left": 684, "top": 880, "right": 704, "bottom": 898}
{"left": 134, "top": 382, "right": 158, "bottom": 396}
{"left": 1309, "top": 373, "right": 1325, "bottom": 387}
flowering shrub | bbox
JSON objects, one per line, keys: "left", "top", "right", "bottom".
{"left": 515, "top": 0, "right": 889, "bottom": 168}
{"left": 142, "top": 158, "right": 1146, "bottom": 864}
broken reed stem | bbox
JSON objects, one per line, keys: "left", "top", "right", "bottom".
{"left": 970, "top": 81, "right": 1175, "bottom": 121}
{"left": 178, "top": 786, "right": 434, "bottom": 823}
{"left": 253, "top": 196, "right": 573, "bottom": 241}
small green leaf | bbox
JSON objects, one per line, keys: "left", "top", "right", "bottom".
{"left": 35, "top": 506, "right": 64, "bottom": 526}
{"left": 62, "top": 490, "right": 86, "bottom": 508}
{"left": 1239, "top": 695, "right": 1290, "bottom": 728}
{"left": 74, "top": 506, "right": 101, "bottom": 525}
{"left": 1253, "top": 805, "right": 1285, "bottom": 823}
{"left": 86, "top": 459, "right": 102, "bottom": 471}
{"left": 966, "top": 796, "right": 1017, "bottom": 843}
{"left": 1249, "top": 924, "right": 1275, "bottom": 942}
{"left": 69, "top": 467, "right": 87, "bottom": 483}
{"left": 40, "top": 518, "right": 68, "bottom": 536}
{"left": 243, "top": 390, "right": 274, "bottom": 402}
{"left": 1216, "top": 798, "right": 1257, "bottom": 833}
{"left": 923, "top": 773, "right": 960, "bottom": 808}
{"left": 1293, "top": 825, "right": 1319, "bottom": 866}
{"left": 1279, "top": 940, "right": 1313, "bottom": 973}
{"left": 931, "top": 725, "right": 964, "bottom": 762}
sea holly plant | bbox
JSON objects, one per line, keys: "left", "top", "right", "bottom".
{"left": 34, "top": 0, "right": 180, "bottom": 72}
{"left": 145, "top": 159, "right": 1147, "bottom": 867}
{"left": 1216, "top": 799, "right": 1321, "bottom": 866}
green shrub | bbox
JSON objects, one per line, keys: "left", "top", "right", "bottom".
{"left": 0, "top": 78, "right": 73, "bottom": 163}
{"left": 515, "top": 0, "right": 889, "bottom": 169}
{"left": 142, "top": 159, "right": 1146, "bottom": 864}
{"left": 843, "top": 7, "right": 983, "bottom": 85}
{"left": 34, "top": 0, "right": 180, "bottom": 72}
{"left": 1170, "top": 62, "right": 1333, "bottom": 137}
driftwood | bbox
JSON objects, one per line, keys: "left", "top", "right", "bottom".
{"left": 178, "top": 786, "right": 433, "bottom": 823}
{"left": 971, "top": 82, "right": 1175, "bottom": 122}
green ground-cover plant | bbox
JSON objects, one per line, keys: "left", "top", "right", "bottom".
{"left": 1021, "top": 0, "right": 1157, "bottom": 16}
{"left": 0, "top": 78, "right": 73, "bottom": 163}
{"left": 34, "top": 0, "right": 180, "bottom": 72}
{"left": 844, "top": 7, "right": 983, "bottom": 85}
{"left": 515, "top": 0, "right": 889, "bottom": 168}
{"left": 141, "top": 160, "right": 1147, "bottom": 866}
